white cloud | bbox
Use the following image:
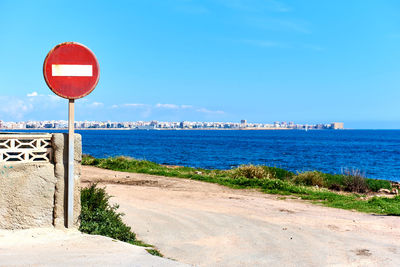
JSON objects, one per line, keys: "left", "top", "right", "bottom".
{"left": 156, "top": 103, "right": 179, "bottom": 109}
{"left": 0, "top": 96, "right": 34, "bottom": 120}
{"left": 181, "top": 105, "right": 193, "bottom": 109}
{"left": 110, "top": 102, "right": 226, "bottom": 117}
{"left": 115, "top": 103, "right": 205, "bottom": 111}
{"left": 89, "top": 102, "right": 104, "bottom": 108}
{"left": 27, "top": 91, "right": 38, "bottom": 97}
{"left": 47, "top": 94, "right": 63, "bottom": 102}
{"left": 196, "top": 108, "right": 225, "bottom": 115}
{"left": 0, "top": 92, "right": 73, "bottom": 120}
{"left": 0, "top": 96, "right": 227, "bottom": 121}
{"left": 123, "top": 103, "right": 147, "bottom": 108}
{"left": 79, "top": 98, "right": 89, "bottom": 103}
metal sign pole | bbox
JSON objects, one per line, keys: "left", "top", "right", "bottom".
{"left": 67, "top": 99, "right": 75, "bottom": 228}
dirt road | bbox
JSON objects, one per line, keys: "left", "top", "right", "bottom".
{"left": 82, "top": 166, "right": 400, "bottom": 267}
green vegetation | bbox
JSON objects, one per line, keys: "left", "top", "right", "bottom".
{"left": 366, "top": 178, "right": 392, "bottom": 192}
{"left": 80, "top": 184, "right": 163, "bottom": 256}
{"left": 82, "top": 155, "right": 400, "bottom": 216}
{"left": 146, "top": 249, "right": 164, "bottom": 257}
{"left": 292, "top": 171, "right": 325, "bottom": 187}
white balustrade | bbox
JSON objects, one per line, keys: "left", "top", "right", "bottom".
{"left": 0, "top": 134, "right": 52, "bottom": 163}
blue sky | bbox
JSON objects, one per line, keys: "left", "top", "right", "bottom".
{"left": 0, "top": 0, "right": 400, "bottom": 128}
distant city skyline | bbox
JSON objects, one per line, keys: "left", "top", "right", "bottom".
{"left": 0, "top": 119, "right": 343, "bottom": 130}
{"left": 1, "top": 1, "right": 400, "bottom": 129}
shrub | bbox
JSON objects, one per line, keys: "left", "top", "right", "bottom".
{"left": 231, "top": 164, "right": 269, "bottom": 179}
{"left": 263, "top": 166, "right": 295, "bottom": 180}
{"left": 366, "top": 179, "right": 392, "bottom": 192}
{"left": 80, "top": 184, "right": 137, "bottom": 244}
{"left": 328, "top": 183, "right": 342, "bottom": 191}
{"left": 293, "top": 171, "right": 325, "bottom": 187}
{"left": 321, "top": 173, "right": 345, "bottom": 190}
{"left": 82, "top": 154, "right": 98, "bottom": 165}
{"left": 342, "top": 169, "right": 368, "bottom": 193}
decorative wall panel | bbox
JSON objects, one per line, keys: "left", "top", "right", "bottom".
{"left": 0, "top": 134, "right": 52, "bottom": 163}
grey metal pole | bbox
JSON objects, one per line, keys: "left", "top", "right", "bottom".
{"left": 67, "top": 99, "right": 75, "bottom": 228}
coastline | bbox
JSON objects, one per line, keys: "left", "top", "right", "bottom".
{"left": 0, "top": 128, "right": 342, "bottom": 131}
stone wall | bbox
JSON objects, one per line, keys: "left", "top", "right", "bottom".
{"left": 0, "top": 133, "right": 81, "bottom": 229}
{"left": 0, "top": 163, "right": 56, "bottom": 229}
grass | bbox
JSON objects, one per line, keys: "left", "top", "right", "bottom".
{"left": 82, "top": 155, "right": 400, "bottom": 216}
{"left": 80, "top": 184, "right": 163, "bottom": 257}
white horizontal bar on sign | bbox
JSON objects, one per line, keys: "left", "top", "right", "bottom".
{"left": 52, "top": 64, "right": 93, "bottom": 77}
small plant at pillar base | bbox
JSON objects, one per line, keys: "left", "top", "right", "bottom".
{"left": 79, "top": 184, "right": 136, "bottom": 243}
{"left": 79, "top": 184, "right": 163, "bottom": 256}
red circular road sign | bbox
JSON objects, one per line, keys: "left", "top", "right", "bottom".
{"left": 43, "top": 42, "right": 100, "bottom": 99}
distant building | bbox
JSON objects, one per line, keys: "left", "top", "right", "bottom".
{"left": 44, "top": 123, "right": 54, "bottom": 128}
{"left": 180, "top": 121, "right": 190, "bottom": 128}
{"left": 240, "top": 120, "right": 247, "bottom": 128}
{"left": 331, "top": 122, "right": 344, "bottom": 129}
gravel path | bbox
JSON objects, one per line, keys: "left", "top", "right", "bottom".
{"left": 82, "top": 166, "right": 400, "bottom": 267}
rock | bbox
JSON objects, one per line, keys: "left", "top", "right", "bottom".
{"left": 195, "top": 171, "right": 202, "bottom": 175}
{"left": 391, "top": 188, "right": 399, "bottom": 195}
{"left": 378, "top": 188, "right": 391, "bottom": 194}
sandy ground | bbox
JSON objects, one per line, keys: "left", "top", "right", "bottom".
{"left": 82, "top": 166, "right": 400, "bottom": 267}
{"left": 0, "top": 228, "right": 187, "bottom": 266}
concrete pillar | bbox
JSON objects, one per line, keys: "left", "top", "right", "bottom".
{"left": 52, "top": 133, "right": 82, "bottom": 228}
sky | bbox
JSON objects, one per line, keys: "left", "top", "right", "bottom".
{"left": 0, "top": 0, "right": 400, "bottom": 128}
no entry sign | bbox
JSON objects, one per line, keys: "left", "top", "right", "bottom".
{"left": 43, "top": 42, "right": 100, "bottom": 228}
{"left": 43, "top": 42, "right": 100, "bottom": 99}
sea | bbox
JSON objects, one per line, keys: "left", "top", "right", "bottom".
{"left": 3, "top": 129, "right": 400, "bottom": 182}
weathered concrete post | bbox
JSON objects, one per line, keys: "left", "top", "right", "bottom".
{"left": 52, "top": 133, "right": 81, "bottom": 228}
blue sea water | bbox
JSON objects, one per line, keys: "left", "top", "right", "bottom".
{"left": 3, "top": 129, "right": 400, "bottom": 181}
